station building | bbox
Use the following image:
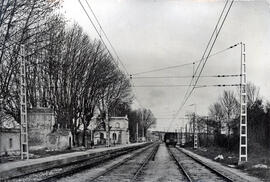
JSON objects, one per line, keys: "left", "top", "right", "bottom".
{"left": 94, "top": 116, "right": 130, "bottom": 145}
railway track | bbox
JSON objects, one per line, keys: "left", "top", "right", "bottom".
{"left": 3, "top": 143, "right": 151, "bottom": 182}
{"left": 90, "top": 143, "right": 160, "bottom": 182}
{"left": 167, "top": 146, "right": 234, "bottom": 182}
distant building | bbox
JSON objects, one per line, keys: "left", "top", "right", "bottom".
{"left": 28, "top": 107, "right": 55, "bottom": 150}
{"left": 0, "top": 113, "right": 20, "bottom": 156}
{"left": 46, "top": 129, "right": 72, "bottom": 150}
{"left": 94, "top": 116, "right": 130, "bottom": 145}
{"left": 28, "top": 107, "right": 72, "bottom": 150}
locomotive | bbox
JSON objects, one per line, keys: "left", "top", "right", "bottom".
{"left": 164, "top": 132, "right": 177, "bottom": 147}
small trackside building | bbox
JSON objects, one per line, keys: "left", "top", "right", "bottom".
{"left": 0, "top": 114, "right": 20, "bottom": 157}
{"left": 94, "top": 116, "right": 130, "bottom": 145}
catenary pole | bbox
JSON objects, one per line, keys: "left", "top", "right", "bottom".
{"left": 20, "top": 45, "right": 29, "bottom": 160}
{"left": 239, "top": 42, "right": 247, "bottom": 163}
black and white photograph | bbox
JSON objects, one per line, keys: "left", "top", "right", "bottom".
{"left": 0, "top": 0, "right": 270, "bottom": 181}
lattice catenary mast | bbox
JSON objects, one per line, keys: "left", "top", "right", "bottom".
{"left": 20, "top": 45, "right": 29, "bottom": 160}
{"left": 239, "top": 42, "right": 247, "bottom": 163}
{"left": 193, "top": 113, "right": 198, "bottom": 149}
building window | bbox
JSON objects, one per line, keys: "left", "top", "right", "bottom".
{"left": 113, "top": 133, "right": 117, "bottom": 140}
{"left": 116, "top": 122, "right": 120, "bottom": 128}
{"left": 9, "top": 138, "right": 13, "bottom": 149}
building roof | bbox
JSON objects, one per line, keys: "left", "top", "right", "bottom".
{"left": 28, "top": 107, "right": 54, "bottom": 114}
{"left": 47, "top": 129, "right": 71, "bottom": 136}
{"left": 0, "top": 112, "right": 20, "bottom": 130}
{"left": 110, "top": 116, "right": 128, "bottom": 121}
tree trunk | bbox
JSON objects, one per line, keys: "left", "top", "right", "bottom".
{"left": 82, "top": 125, "right": 87, "bottom": 147}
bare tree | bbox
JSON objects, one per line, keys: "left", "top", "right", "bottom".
{"left": 246, "top": 82, "right": 260, "bottom": 108}
{"left": 0, "top": 0, "right": 60, "bottom": 122}
{"left": 209, "top": 102, "right": 224, "bottom": 135}
{"left": 140, "top": 108, "right": 156, "bottom": 137}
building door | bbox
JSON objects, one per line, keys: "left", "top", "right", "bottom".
{"left": 100, "top": 133, "right": 105, "bottom": 144}
{"left": 69, "top": 137, "right": 72, "bottom": 148}
{"left": 112, "top": 133, "right": 117, "bottom": 145}
{"left": 118, "top": 131, "right": 122, "bottom": 144}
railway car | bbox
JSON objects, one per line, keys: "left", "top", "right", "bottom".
{"left": 164, "top": 132, "right": 177, "bottom": 147}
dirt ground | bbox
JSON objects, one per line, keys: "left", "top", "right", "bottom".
{"left": 138, "top": 143, "right": 186, "bottom": 182}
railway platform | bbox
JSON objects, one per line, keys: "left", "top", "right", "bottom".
{"left": 0, "top": 142, "right": 148, "bottom": 180}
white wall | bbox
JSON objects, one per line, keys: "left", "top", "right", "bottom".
{"left": 0, "top": 131, "right": 20, "bottom": 155}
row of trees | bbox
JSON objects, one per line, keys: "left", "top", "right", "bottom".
{"left": 187, "top": 83, "right": 270, "bottom": 151}
{"left": 0, "top": 0, "right": 156, "bottom": 146}
{"left": 128, "top": 108, "right": 157, "bottom": 142}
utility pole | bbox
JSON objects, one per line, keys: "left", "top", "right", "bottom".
{"left": 105, "top": 105, "right": 110, "bottom": 147}
{"left": 181, "top": 127, "right": 184, "bottom": 146}
{"left": 239, "top": 42, "right": 247, "bottom": 163}
{"left": 193, "top": 113, "right": 198, "bottom": 149}
{"left": 185, "top": 124, "right": 188, "bottom": 143}
{"left": 178, "top": 127, "right": 181, "bottom": 146}
{"left": 206, "top": 116, "right": 209, "bottom": 147}
{"left": 188, "top": 104, "right": 197, "bottom": 149}
{"left": 20, "top": 45, "right": 29, "bottom": 160}
{"left": 136, "top": 122, "right": 139, "bottom": 143}
{"left": 189, "top": 122, "right": 192, "bottom": 143}
{"left": 141, "top": 109, "right": 145, "bottom": 142}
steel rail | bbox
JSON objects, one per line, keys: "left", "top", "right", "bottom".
{"left": 167, "top": 146, "right": 193, "bottom": 182}
{"left": 131, "top": 143, "right": 160, "bottom": 181}
{"left": 3, "top": 143, "right": 150, "bottom": 182}
{"left": 89, "top": 143, "right": 158, "bottom": 182}
{"left": 175, "top": 147, "right": 234, "bottom": 182}
{"left": 39, "top": 143, "right": 154, "bottom": 182}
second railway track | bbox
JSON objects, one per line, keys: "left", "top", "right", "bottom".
{"left": 3, "top": 143, "right": 152, "bottom": 182}
{"left": 168, "top": 146, "right": 234, "bottom": 182}
{"left": 90, "top": 143, "right": 159, "bottom": 182}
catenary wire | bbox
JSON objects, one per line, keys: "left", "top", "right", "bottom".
{"left": 167, "top": 0, "right": 235, "bottom": 131}
{"left": 78, "top": 0, "right": 145, "bottom": 110}
{"left": 131, "top": 74, "right": 241, "bottom": 79}
{"left": 131, "top": 43, "right": 239, "bottom": 77}
{"left": 132, "top": 84, "right": 240, "bottom": 88}
{"left": 84, "top": 0, "right": 129, "bottom": 76}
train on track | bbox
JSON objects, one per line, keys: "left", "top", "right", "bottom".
{"left": 164, "top": 132, "right": 177, "bottom": 147}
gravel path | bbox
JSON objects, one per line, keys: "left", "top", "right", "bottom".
{"left": 137, "top": 144, "right": 185, "bottom": 182}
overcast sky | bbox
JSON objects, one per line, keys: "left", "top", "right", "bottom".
{"left": 63, "top": 0, "right": 270, "bottom": 131}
